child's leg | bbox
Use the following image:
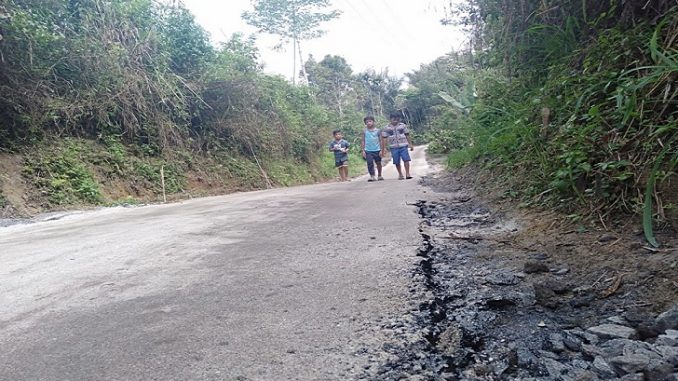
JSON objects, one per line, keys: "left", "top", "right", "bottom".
{"left": 402, "top": 148, "right": 412, "bottom": 178}
{"left": 371, "top": 151, "right": 382, "bottom": 176}
{"left": 337, "top": 167, "right": 343, "bottom": 181}
{"left": 392, "top": 148, "right": 403, "bottom": 178}
{"left": 366, "top": 152, "right": 375, "bottom": 176}
{"left": 341, "top": 166, "right": 349, "bottom": 181}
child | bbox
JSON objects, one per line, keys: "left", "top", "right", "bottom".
{"left": 381, "top": 112, "right": 414, "bottom": 180}
{"left": 360, "top": 116, "right": 384, "bottom": 182}
{"left": 329, "top": 129, "right": 350, "bottom": 182}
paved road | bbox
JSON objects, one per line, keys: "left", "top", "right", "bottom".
{"left": 0, "top": 147, "right": 433, "bottom": 381}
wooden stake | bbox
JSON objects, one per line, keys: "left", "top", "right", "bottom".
{"left": 160, "top": 165, "right": 167, "bottom": 203}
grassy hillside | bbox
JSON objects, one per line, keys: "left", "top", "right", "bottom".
{"left": 404, "top": 1, "right": 677, "bottom": 239}
{"left": 0, "top": 0, "right": 378, "bottom": 216}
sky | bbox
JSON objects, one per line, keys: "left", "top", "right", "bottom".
{"left": 181, "top": 0, "right": 467, "bottom": 80}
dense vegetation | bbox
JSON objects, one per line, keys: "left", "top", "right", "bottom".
{"left": 3, "top": 0, "right": 673, "bottom": 243}
{"left": 0, "top": 0, "right": 398, "bottom": 211}
{"left": 405, "top": 0, "right": 677, "bottom": 242}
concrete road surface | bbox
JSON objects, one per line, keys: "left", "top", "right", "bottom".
{"left": 0, "top": 147, "right": 434, "bottom": 381}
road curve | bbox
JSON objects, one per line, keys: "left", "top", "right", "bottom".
{"left": 0, "top": 147, "right": 434, "bottom": 381}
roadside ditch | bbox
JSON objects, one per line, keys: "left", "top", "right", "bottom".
{"left": 361, "top": 174, "right": 677, "bottom": 381}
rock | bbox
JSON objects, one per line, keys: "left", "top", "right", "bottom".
{"left": 537, "top": 350, "right": 559, "bottom": 359}
{"left": 437, "top": 326, "right": 462, "bottom": 358}
{"left": 541, "top": 357, "right": 572, "bottom": 378}
{"left": 524, "top": 261, "right": 550, "bottom": 274}
{"left": 545, "top": 333, "right": 566, "bottom": 353}
{"left": 515, "top": 348, "right": 538, "bottom": 369}
{"left": 598, "top": 234, "right": 617, "bottom": 243}
{"left": 656, "top": 330, "right": 678, "bottom": 346}
{"left": 572, "top": 359, "right": 591, "bottom": 369}
{"left": 570, "top": 294, "right": 596, "bottom": 308}
{"left": 624, "top": 310, "right": 655, "bottom": 326}
{"left": 619, "top": 374, "right": 644, "bottom": 381}
{"left": 600, "top": 339, "right": 641, "bottom": 357}
{"left": 620, "top": 340, "right": 658, "bottom": 359}
{"left": 653, "top": 345, "right": 678, "bottom": 366}
{"left": 485, "top": 271, "right": 520, "bottom": 286}
{"left": 637, "top": 323, "right": 661, "bottom": 340}
{"left": 475, "top": 311, "right": 498, "bottom": 326}
{"left": 655, "top": 304, "right": 678, "bottom": 333}
{"left": 485, "top": 295, "right": 517, "bottom": 309}
{"left": 542, "top": 279, "right": 572, "bottom": 294}
{"left": 507, "top": 348, "right": 519, "bottom": 368}
{"left": 563, "top": 334, "right": 583, "bottom": 352}
{"left": 573, "top": 285, "right": 593, "bottom": 294}
{"left": 530, "top": 252, "right": 548, "bottom": 260}
{"left": 570, "top": 369, "right": 599, "bottom": 381}
{"left": 606, "top": 315, "right": 627, "bottom": 325}
{"left": 581, "top": 332, "right": 601, "bottom": 345}
{"left": 553, "top": 267, "right": 570, "bottom": 276}
{"left": 471, "top": 363, "right": 493, "bottom": 376}
{"left": 587, "top": 324, "right": 637, "bottom": 340}
{"left": 567, "top": 327, "right": 586, "bottom": 337}
{"left": 645, "top": 360, "right": 674, "bottom": 381}
{"left": 559, "top": 316, "right": 584, "bottom": 329}
{"left": 592, "top": 356, "right": 617, "bottom": 378}
{"left": 609, "top": 354, "right": 650, "bottom": 375}
{"left": 534, "top": 283, "right": 560, "bottom": 309}
{"left": 582, "top": 344, "right": 605, "bottom": 359}
{"left": 571, "top": 359, "right": 591, "bottom": 370}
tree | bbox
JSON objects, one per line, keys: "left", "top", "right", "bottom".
{"left": 356, "top": 69, "right": 401, "bottom": 118}
{"left": 242, "top": 0, "right": 341, "bottom": 84}
{"left": 305, "top": 54, "right": 355, "bottom": 119}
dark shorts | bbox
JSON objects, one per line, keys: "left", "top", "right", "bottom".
{"left": 365, "top": 151, "right": 382, "bottom": 162}
{"left": 390, "top": 146, "right": 411, "bottom": 165}
{"left": 335, "top": 159, "right": 348, "bottom": 168}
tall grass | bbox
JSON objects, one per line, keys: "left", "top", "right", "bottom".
{"left": 422, "top": 4, "right": 677, "bottom": 241}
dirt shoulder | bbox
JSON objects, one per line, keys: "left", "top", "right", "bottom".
{"left": 368, "top": 166, "right": 677, "bottom": 380}
{"left": 447, "top": 166, "right": 678, "bottom": 314}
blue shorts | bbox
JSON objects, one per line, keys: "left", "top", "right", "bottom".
{"left": 390, "top": 146, "right": 411, "bottom": 165}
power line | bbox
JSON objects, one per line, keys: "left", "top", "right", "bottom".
{"left": 357, "top": 0, "right": 427, "bottom": 54}
{"left": 339, "top": 0, "right": 401, "bottom": 53}
{"left": 377, "top": 0, "right": 402, "bottom": 23}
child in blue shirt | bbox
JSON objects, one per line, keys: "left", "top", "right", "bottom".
{"left": 360, "top": 116, "right": 384, "bottom": 182}
{"left": 329, "top": 130, "right": 350, "bottom": 182}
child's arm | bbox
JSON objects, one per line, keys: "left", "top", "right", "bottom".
{"left": 404, "top": 125, "right": 414, "bottom": 151}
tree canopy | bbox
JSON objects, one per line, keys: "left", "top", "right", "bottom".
{"left": 242, "top": 0, "right": 341, "bottom": 83}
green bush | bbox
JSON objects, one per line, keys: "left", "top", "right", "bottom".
{"left": 24, "top": 141, "right": 102, "bottom": 204}
{"left": 442, "top": 22, "right": 673, "bottom": 206}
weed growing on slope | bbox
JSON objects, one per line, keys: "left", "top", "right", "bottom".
{"left": 23, "top": 140, "right": 102, "bottom": 205}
